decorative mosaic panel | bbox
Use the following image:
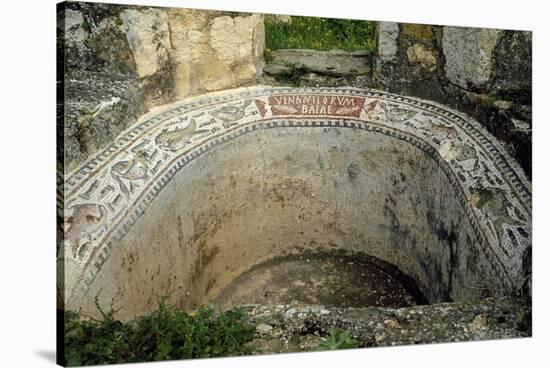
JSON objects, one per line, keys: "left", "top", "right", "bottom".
{"left": 61, "top": 86, "right": 532, "bottom": 298}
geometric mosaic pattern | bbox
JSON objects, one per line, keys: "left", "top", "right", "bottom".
{"left": 61, "top": 86, "right": 531, "bottom": 298}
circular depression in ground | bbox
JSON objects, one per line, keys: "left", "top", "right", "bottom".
{"left": 62, "top": 87, "right": 531, "bottom": 322}
{"left": 71, "top": 120, "right": 502, "bottom": 319}
{"left": 214, "top": 250, "right": 427, "bottom": 310}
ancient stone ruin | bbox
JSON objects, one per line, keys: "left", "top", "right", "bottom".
{"left": 61, "top": 86, "right": 531, "bottom": 319}
{"left": 58, "top": 2, "right": 532, "bottom": 354}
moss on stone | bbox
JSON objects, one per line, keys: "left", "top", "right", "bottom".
{"left": 474, "top": 188, "right": 494, "bottom": 209}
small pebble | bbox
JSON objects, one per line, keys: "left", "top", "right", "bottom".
{"left": 256, "top": 323, "right": 273, "bottom": 334}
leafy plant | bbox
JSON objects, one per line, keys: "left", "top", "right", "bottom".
{"left": 80, "top": 19, "right": 91, "bottom": 32}
{"left": 318, "top": 327, "right": 359, "bottom": 350}
{"left": 64, "top": 296, "right": 255, "bottom": 366}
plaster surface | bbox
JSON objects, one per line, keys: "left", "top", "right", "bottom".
{"left": 60, "top": 86, "right": 531, "bottom": 320}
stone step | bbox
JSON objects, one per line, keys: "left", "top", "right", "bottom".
{"left": 265, "top": 49, "right": 373, "bottom": 77}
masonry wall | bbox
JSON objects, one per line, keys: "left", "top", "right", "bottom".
{"left": 263, "top": 22, "right": 532, "bottom": 178}
{"left": 58, "top": 2, "right": 264, "bottom": 172}
{"left": 375, "top": 23, "right": 532, "bottom": 178}
{"left": 59, "top": 3, "right": 532, "bottom": 178}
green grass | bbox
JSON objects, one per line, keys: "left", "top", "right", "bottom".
{"left": 64, "top": 297, "right": 255, "bottom": 366}
{"left": 265, "top": 15, "right": 376, "bottom": 53}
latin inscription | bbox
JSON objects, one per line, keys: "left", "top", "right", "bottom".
{"left": 269, "top": 94, "right": 365, "bottom": 117}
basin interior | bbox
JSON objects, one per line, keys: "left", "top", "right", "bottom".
{"left": 76, "top": 122, "right": 501, "bottom": 320}
{"left": 214, "top": 249, "right": 427, "bottom": 310}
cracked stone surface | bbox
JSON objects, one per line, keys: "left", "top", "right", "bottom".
{"left": 58, "top": 3, "right": 264, "bottom": 171}
{"left": 264, "top": 49, "right": 372, "bottom": 77}
{"left": 442, "top": 27, "right": 501, "bottom": 89}
{"left": 242, "top": 297, "right": 530, "bottom": 353}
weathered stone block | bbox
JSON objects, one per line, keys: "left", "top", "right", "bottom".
{"left": 492, "top": 30, "right": 532, "bottom": 95}
{"left": 120, "top": 8, "right": 171, "bottom": 78}
{"left": 63, "top": 9, "right": 89, "bottom": 45}
{"left": 442, "top": 27, "right": 501, "bottom": 89}
{"left": 61, "top": 4, "right": 265, "bottom": 169}
{"left": 402, "top": 23, "right": 434, "bottom": 41}
{"left": 407, "top": 43, "right": 437, "bottom": 71}
{"left": 93, "top": 16, "right": 135, "bottom": 73}
{"left": 267, "top": 49, "right": 371, "bottom": 77}
{"left": 377, "top": 22, "right": 399, "bottom": 62}
{"left": 167, "top": 10, "right": 263, "bottom": 98}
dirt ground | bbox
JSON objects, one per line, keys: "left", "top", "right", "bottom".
{"left": 214, "top": 250, "right": 425, "bottom": 310}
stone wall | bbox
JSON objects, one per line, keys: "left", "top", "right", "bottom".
{"left": 263, "top": 23, "right": 532, "bottom": 179}
{"left": 59, "top": 4, "right": 531, "bottom": 179}
{"left": 376, "top": 23, "right": 531, "bottom": 177}
{"left": 58, "top": 2, "right": 264, "bottom": 172}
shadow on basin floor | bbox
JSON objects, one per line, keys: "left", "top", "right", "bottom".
{"left": 214, "top": 250, "right": 428, "bottom": 310}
